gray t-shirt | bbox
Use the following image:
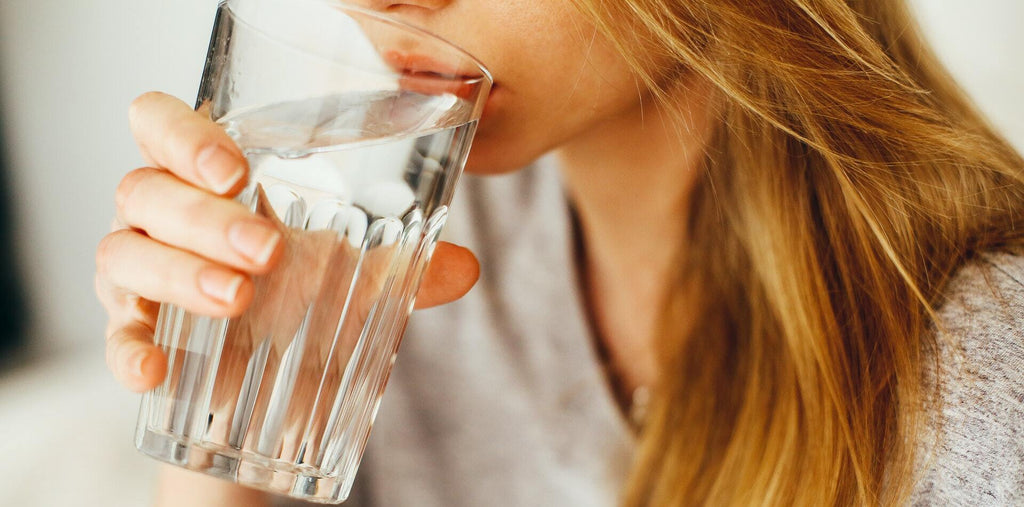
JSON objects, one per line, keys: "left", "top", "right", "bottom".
{"left": 283, "top": 161, "right": 1024, "bottom": 506}
{"left": 911, "top": 249, "right": 1024, "bottom": 505}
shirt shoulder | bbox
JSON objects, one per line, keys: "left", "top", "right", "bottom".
{"left": 937, "top": 250, "right": 1024, "bottom": 338}
{"left": 911, "top": 250, "right": 1024, "bottom": 505}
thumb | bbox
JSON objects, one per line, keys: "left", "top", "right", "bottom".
{"left": 414, "top": 242, "right": 479, "bottom": 309}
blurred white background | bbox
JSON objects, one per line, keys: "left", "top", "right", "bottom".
{"left": 0, "top": 1, "right": 1022, "bottom": 506}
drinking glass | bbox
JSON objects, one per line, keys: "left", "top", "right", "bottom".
{"left": 133, "top": 0, "right": 491, "bottom": 503}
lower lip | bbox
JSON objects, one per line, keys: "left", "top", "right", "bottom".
{"left": 383, "top": 51, "right": 498, "bottom": 118}
{"left": 397, "top": 73, "right": 477, "bottom": 99}
{"left": 383, "top": 51, "right": 465, "bottom": 78}
{"left": 396, "top": 75, "right": 500, "bottom": 124}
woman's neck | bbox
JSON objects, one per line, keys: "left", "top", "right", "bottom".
{"left": 555, "top": 85, "right": 713, "bottom": 396}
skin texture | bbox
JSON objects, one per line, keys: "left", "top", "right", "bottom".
{"left": 97, "top": 0, "right": 710, "bottom": 504}
{"left": 371, "top": 0, "right": 647, "bottom": 174}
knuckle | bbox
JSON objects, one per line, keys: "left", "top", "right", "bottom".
{"left": 94, "top": 272, "right": 105, "bottom": 299}
{"left": 165, "top": 113, "right": 207, "bottom": 162}
{"left": 151, "top": 264, "right": 177, "bottom": 298}
{"left": 95, "top": 233, "right": 117, "bottom": 277}
{"left": 110, "top": 216, "right": 128, "bottom": 233}
{"left": 157, "top": 255, "right": 201, "bottom": 304}
{"left": 94, "top": 272, "right": 116, "bottom": 308}
{"left": 114, "top": 167, "right": 158, "bottom": 221}
{"left": 179, "top": 190, "right": 214, "bottom": 227}
{"left": 180, "top": 193, "right": 242, "bottom": 243}
{"left": 95, "top": 229, "right": 131, "bottom": 279}
{"left": 105, "top": 325, "right": 131, "bottom": 379}
{"left": 128, "top": 91, "right": 166, "bottom": 131}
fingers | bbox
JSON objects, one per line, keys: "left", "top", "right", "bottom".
{"left": 95, "top": 226, "right": 251, "bottom": 392}
{"left": 97, "top": 236, "right": 478, "bottom": 392}
{"left": 96, "top": 272, "right": 159, "bottom": 331}
{"left": 414, "top": 242, "right": 480, "bottom": 309}
{"left": 96, "top": 229, "right": 255, "bottom": 318}
{"left": 116, "top": 167, "right": 282, "bottom": 273}
{"left": 129, "top": 91, "right": 247, "bottom": 195}
{"left": 106, "top": 320, "right": 167, "bottom": 393}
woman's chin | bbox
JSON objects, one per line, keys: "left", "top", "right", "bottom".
{"left": 463, "top": 139, "right": 538, "bottom": 175}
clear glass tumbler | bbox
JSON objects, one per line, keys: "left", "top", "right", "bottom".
{"left": 134, "top": 1, "right": 491, "bottom": 503}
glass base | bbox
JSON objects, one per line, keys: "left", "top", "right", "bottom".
{"left": 136, "top": 429, "right": 352, "bottom": 504}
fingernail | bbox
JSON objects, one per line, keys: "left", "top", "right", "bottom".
{"left": 196, "top": 145, "right": 245, "bottom": 194}
{"left": 198, "top": 269, "right": 245, "bottom": 304}
{"left": 228, "top": 220, "right": 282, "bottom": 265}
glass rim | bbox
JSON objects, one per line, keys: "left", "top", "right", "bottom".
{"left": 220, "top": 0, "right": 493, "bottom": 88}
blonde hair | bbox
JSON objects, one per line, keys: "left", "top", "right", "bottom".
{"left": 570, "top": 0, "right": 1024, "bottom": 504}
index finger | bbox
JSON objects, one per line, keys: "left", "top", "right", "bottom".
{"left": 129, "top": 91, "right": 247, "bottom": 195}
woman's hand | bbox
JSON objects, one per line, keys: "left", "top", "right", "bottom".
{"left": 96, "top": 91, "right": 480, "bottom": 393}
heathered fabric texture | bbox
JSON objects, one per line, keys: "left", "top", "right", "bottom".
{"left": 280, "top": 163, "right": 1023, "bottom": 506}
{"left": 911, "top": 250, "right": 1024, "bottom": 506}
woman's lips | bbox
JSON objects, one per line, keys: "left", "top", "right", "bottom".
{"left": 382, "top": 50, "right": 491, "bottom": 102}
{"left": 382, "top": 51, "right": 472, "bottom": 79}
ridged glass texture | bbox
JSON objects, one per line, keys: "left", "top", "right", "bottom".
{"left": 136, "top": 115, "right": 474, "bottom": 503}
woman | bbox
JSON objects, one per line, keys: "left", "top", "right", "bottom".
{"left": 96, "top": 0, "right": 1024, "bottom": 505}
